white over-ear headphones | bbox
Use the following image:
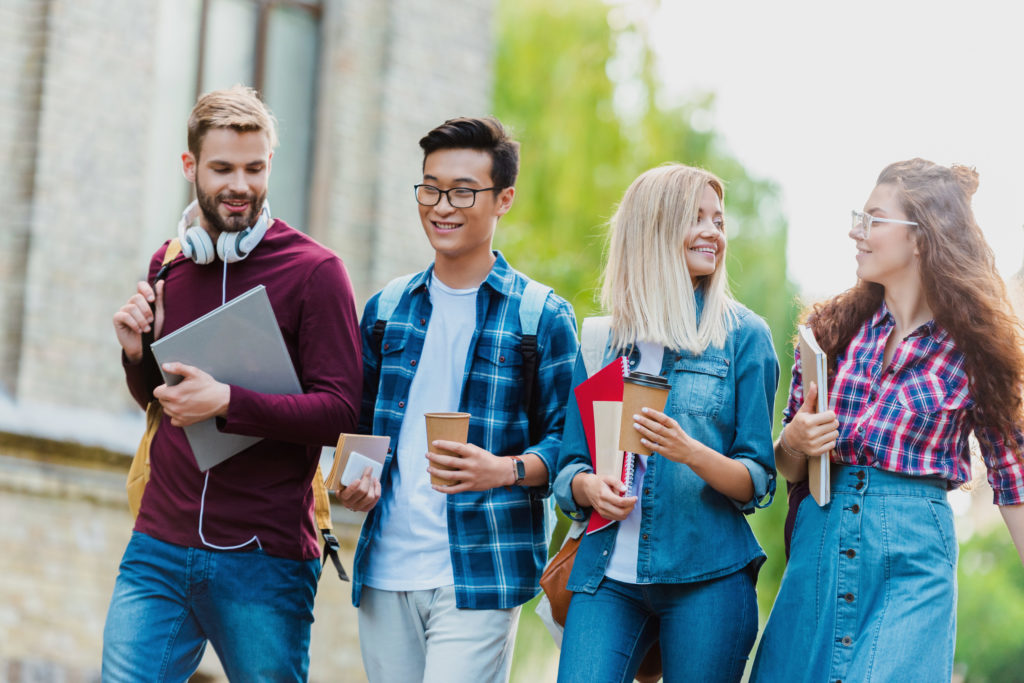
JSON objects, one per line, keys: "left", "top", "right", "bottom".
{"left": 176, "top": 200, "right": 272, "bottom": 265}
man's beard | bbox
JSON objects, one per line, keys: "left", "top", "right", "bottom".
{"left": 195, "top": 182, "right": 266, "bottom": 235}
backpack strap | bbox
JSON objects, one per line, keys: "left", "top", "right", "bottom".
{"left": 370, "top": 273, "right": 416, "bottom": 357}
{"left": 312, "top": 463, "right": 348, "bottom": 581}
{"left": 519, "top": 279, "right": 552, "bottom": 444}
{"left": 127, "top": 239, "right": 184, "bottom": 519}
{"left": 580, "top": 316, "right": 612, "bottom": 377}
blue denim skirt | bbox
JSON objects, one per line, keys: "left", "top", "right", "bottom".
{"left": 751, "top": 465, "right": 957, "bottom": 683}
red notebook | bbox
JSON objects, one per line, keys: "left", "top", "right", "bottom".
{"left": 573, "top": 356, "right": 631, "bottom": 534}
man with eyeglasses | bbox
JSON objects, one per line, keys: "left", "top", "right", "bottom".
{"left": 346, "top": 116, "right": 578, "bottom": 682}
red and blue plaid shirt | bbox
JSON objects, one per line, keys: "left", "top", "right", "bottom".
{"left": 784, "top": 303, "right": 1024, "bottom": 505}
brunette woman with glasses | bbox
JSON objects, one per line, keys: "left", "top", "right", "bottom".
{"left": 751, "top": 159, "right": 1024, "bottom": 682}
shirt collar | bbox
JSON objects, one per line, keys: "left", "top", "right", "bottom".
{"left": 870, "top": 301, "right": 947, "bottom": 341}
{"left": 416, "top": 251, "right": 511, "bottom": 296}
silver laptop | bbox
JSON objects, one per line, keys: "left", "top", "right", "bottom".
{"left": 151, "top": 285, "right": 302, "bottom": 471}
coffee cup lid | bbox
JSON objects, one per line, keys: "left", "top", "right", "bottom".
{"left": 624, "top": 372, "right": 670, "bottom": 389}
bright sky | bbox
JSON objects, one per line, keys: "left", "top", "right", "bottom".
{"left": 644, "top": 0, "right": 1024, "bottom": 301}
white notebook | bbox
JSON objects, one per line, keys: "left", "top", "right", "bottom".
{"left": 151, "top": 285, "right": 302, "bottom": 471}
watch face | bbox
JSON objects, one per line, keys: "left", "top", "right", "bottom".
{"left": 514, "top": 458, "right": 526, "bottom": 482}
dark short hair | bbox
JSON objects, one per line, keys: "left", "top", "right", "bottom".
{"left": 419, "top": 116, "right": 520, "bottom": 191}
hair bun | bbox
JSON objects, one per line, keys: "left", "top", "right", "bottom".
{"left": 951, "top": 164, "right": 979, "bottom": 198}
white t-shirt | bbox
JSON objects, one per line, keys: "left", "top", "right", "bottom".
{"left": 604, "top": 341, "right": 663, "bottom": 584}
{"left": 363, "top": 276, "right": 478, "bottom": 591}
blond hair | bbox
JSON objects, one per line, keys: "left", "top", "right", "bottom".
{"left": 601, "top": 163, "right": 736, "bottom": 353}
{"left": 187, "top": 85, "right": 279, "bottom": 159}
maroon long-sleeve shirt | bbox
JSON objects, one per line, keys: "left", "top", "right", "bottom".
{"left": 124, "top": 219, "right": 362, "bottom": 560}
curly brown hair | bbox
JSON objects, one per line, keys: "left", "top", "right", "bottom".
{"left": 806, "top": 158, "right": 1024, "bottom": 449}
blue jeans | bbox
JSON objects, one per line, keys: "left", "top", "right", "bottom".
{"left": 102, "top": 531, "right": 321, "bottom": 682}
{"left": 557, "top": 569, "right": 757, "bottom": 683}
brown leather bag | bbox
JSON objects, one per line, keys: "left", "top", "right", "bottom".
{"left": 538, "top": 534, "right": 581, "bottom": 626}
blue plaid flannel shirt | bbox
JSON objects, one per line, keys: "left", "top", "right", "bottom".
{"left": 352, "top": 252, "right": 579, "bottom": 609}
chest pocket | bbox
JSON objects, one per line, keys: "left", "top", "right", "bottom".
{"left": 471, "top": 339, "right": 524, "bottom": 413}
{"left": 896, "top": 373, "right": 968, "bottom": 414}
{"left": 377, "top": 329, "right": 409, "bottom": 375}
{"left": 669, "top": 354, "right": 730, "bottom": 418}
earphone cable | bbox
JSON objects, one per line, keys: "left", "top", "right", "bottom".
{"left": 196, "top": 256, "right": 262, "bottom": 552}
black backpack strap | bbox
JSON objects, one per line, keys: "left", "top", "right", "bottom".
{"left": 321, "top": 530, "right": 349, "bottom": 581}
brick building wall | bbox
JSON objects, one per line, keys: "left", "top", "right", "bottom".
{"left": 0, "top": 0, "right": 47, "bottom": 398}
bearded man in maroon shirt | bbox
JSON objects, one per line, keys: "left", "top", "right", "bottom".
{"left": 102, "top": 85, "right": 362, "bottom": 682}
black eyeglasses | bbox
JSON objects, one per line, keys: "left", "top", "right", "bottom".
{"left": 414, "top": 184, "right": 496, "bottom": 208}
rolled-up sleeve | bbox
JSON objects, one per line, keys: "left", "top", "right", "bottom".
{"left": 975, "top": 425, "right": 1024, "bottom": 506}
{"left": 727, "top": 313, "right": 780, "bottom": 512}
{"left": 552, "top": 353, "right": 594, "bottom": 520}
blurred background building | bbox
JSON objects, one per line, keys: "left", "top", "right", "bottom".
{"left": 0, "top": 0, "right": 495, "bottom": 680}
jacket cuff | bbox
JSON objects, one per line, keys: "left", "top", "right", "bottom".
{"left": 554, "top": 462, "right": 592, "bottom": 521}
{"left": 730, "top": 457, "right": 776, "bottom": 513}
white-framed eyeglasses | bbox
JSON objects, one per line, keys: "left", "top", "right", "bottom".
{"left": 851, "top": 210, "right": 918, "bottom": 239}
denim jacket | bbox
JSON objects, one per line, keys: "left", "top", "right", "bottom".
{"left": 553, "top": 299, "right": 779, "bottom": 591}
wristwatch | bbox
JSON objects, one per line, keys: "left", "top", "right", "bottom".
{"left": 510, "top": 456, "right": 526, "bottom": 486}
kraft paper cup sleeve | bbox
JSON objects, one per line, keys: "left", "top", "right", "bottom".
{"left": 619, "top": 380, "right": 670, "bottom": 455}
{"left": 425, "top": 412, "right": 470, "bottom": 486}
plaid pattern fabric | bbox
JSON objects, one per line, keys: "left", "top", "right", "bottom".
{"left": 353, "top": 252, "right": 579, "bottom": 609}
{"left": 784, "top": 303, "right": 1024, "bottom": 505}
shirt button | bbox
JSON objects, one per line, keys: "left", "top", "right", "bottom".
{"left": 641, "top": 534, "right": 649, "bottom": 540}
{"left": 842, "top": 636, "right": 853, "bottom": 646}
{"left": 398, "top": 401, "right": 405, "bottom": 408}
{"left": 855, "top": 482, "right": 864, "bottom": 490}
{"left": 850, "top": 504, "right": 860, "bottom": 513}
{"left": 383, "top": 343, "right": 390, "bottom": 351}
{"left": 644, "top": 488, "right": 651, "bottom": 495}
{"left": 629, "top": 359, "right": 637, "bottom": 366}
{"left": 844, "top": 592, "right": 855, "bottom": 603}
{"left": 499, "top": 356, "right": 506, "bottom": 363}
{"left": 856, "top": 471, "right": 865, "bottom": 480}
{"left": 857, "top": 426, "right": 865, "bottom": 434}
{"left": 387, "top": 447, "right": 393, "bottom": 454}
{"left": 845, "top": 549, "right": 856, "bottom": 558}
{"left": 419, "top": 318, "right": 426, "bottom": 325}
{"left": 602, "top": 550, "right": 609, "bottom": 556}
{"left": 410, "top": 360, "right": 417, "bottom": 367}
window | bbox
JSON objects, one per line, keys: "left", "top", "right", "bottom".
{"left": 199, "top": 0, "right": 322, "bottom": 231}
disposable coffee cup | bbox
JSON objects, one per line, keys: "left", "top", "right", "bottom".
{"left": 425, "top": 412, "right": 471, "bottom": 486}
{"left": 619, "top": 372, "right": 671, "bottom": 455}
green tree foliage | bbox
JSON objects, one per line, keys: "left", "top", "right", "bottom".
{"left": 954, "top": 528, "right": 1024, "bottom": 682}
{"left": 493, "top": 2, "right": 801, "bottom": 678}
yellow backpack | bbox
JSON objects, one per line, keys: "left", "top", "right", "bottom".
{"left": 125, "top": 238, "right": 347, "bottom": 580}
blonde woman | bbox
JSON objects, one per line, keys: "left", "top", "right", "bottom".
{"left": 553, "top": 164, "right": 779, "bottom": 682}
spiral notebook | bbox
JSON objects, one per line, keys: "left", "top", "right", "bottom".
{"left": 573, "top": 356, "right": 633, "bottom": 534}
